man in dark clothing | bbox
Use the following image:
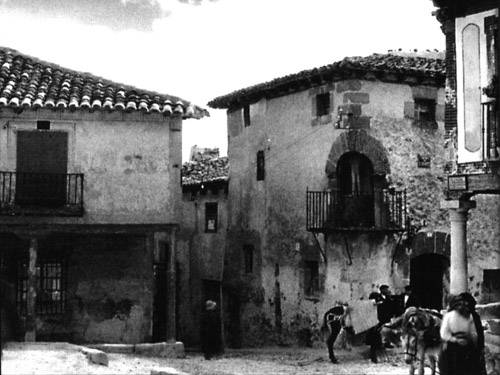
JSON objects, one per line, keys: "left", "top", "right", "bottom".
{"left": 323, "top": 305, "right": 349, "bottom": 364}
{"left": 397, "top": 285, "right": 421, "bottom": 315}
{"left": 367, "top": 285, "right": 398, "bottom": 363}
{"left": 200, "top": 300, "right": 224, "bottom": 360}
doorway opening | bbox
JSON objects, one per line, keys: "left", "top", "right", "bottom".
{"left": 410, "top": 253, "right": 449, "bottom": 311}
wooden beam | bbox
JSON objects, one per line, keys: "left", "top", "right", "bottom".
{"left": 25, "top": 238, "right": 38, "bottom": 342}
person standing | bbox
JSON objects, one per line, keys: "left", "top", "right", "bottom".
{"left": 200, "top": 300, "right": 224, "bottom": 360}
{"left": 460, "top": 292, "right": 487, "bottom": 375}
{"left": 367, "top": 285, "right": 397, "bottom": 363}
{"left": 438, "top": 294, "right": 482, "bottom": 375}
{"left": 323, "top": 304, "right": 349, "bottom": 364}
{"left": 400, "top": 285, "right": 421, "bottom": 314}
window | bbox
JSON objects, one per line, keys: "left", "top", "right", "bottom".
{"left": 257, "top": 150, "right": 265, "bottom": 181}
{"left": 304, "top": 261, "right": 319, "bottom": 296}
{"left": 17, "top": 257, "right": 66, "bottom": 315}
{"left": 243, "top": 245, "right": 254, "bottom": 273}
{"left": 37, "top": 120, "right": 50, "bottom": 130}
{"left": 316, "top": 93, "right": 331, "bottom": 117}
{"left": 205, "top": 202, "right": 218, "bottom": 232}
{"left": 414, "top": 99, "right": 436, "bottom": 121}
{"left": 243, "top": 105, "right": 251, "bottom": 127}
{"left": 483, "top": 269, "right": 500, "bottom": 303}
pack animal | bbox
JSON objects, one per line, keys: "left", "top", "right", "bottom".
{"left": 387, "top": 307, "right": 442, "bottom": 375}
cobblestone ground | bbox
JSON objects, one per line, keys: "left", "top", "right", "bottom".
{"left": 0, "top": 343, "right": 423, "bottom": 375}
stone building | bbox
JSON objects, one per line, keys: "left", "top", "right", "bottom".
{"left": 208, "top": 52, "right": 449, "bottom": 346}
{"left": 432, "top": 0, "right": 500, "bottom": 301}
{"left": 0, "top": 47, "right": 208, "bottom": 344}
{"left": 178, "top": 148, "right": 228, "bottom": 346}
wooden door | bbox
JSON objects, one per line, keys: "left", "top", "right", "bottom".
{"left": 16, "top": 131, "right": 68, "bottom": 207}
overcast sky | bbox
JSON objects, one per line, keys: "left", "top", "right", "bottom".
{"left": 0, "top": 0, "right": 445, "bottom": 162}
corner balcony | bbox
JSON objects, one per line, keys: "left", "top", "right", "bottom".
{"left": 306, "top": 189, "right": 408, "bottom": 233}
{"left": 482, "top": 101, "right": 500, "bottom": 161}
{"left": 0, "top": 172, "right": 84, "bottom": 217}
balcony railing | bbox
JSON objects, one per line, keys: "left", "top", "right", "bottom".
{"left": 306, "top": 189, "right": 407, "bottom": 232}
{"left": 0, "top": 171, "right": 84, "bottom": 216}
{"left": 482, "top": 101, "right": 500, "bottom": 160}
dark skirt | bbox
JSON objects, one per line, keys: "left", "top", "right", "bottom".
{"left": 438, "top": 341, "right": 482, "bottom": 375}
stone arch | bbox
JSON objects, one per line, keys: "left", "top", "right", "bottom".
{"left": 325, "top": 131, "right": 390, "bottom": 178}
{"left": 410, "top": 230, "right": 451, "bottom": 259}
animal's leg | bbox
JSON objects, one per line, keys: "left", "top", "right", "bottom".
{"left": 408, "top": 361, "right": 415, "bottom": 375}
{"left": 428, "top": 355, "right": 436, "bottom": 375}
{"left": 417, "top": 346, "right": 425, "bottom": 375}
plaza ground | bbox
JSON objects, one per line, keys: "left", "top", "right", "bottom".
{"left": 0, "top": 342, "right": 420, "bottom": 375}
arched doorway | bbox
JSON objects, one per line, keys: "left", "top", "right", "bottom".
{"left": 410, "top": 253, "right": 449, "bottom": 311}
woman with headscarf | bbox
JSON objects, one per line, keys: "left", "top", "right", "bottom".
{"left": 460, "top": 292, "right": 487, "bottom": 375}
{"left": 438, "top": 294, "right": 482, "bottom": 375}
{"left": 200, "top": 300, "right": 224, "bottom": 360}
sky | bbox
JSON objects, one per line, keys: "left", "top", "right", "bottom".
{"left": 0, "top": 0, "right": 445, "bottom": 162}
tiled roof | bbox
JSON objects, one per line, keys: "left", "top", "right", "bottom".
{"left": 208, "top": 52, "right": 446, "bottom": 109}
{"left": 181, "top": 156, "right": 229, "bottom": 187}
{"left": 0, "top": 47, "right": 209, "bottom": 119}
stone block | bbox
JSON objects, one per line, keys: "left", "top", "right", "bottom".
{"left": 81, "top": 347, "right": 109, "bottom": 366}
{"left": 92, "top": 343, "right": 134, "bottom": 353}
{"left": 477, "top": 303, "right": 500, "bottom": 320}
{"left": 135, "top": 342, "right": 185, "bottom": 358}
{"left": 151, "top": 367, "right": 188, "bottom": 375}
{"left": 412, "top": 86, "right": 438, "bottom": 100}
{"left": 336, "top": 80, "right": 361, "bottom": 93}
{"left": 343, "top": 92, "right": 369, "bottom": 104}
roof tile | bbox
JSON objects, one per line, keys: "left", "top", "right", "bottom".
{"left": 208, "top": 52, "right": 446, "bottom": 109}
{"left": 0, "top": 47, "right": 209, "bottom": 119}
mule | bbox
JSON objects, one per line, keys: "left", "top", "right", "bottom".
{"left": 386, "top": 307, "right": 442, "bottom": 375}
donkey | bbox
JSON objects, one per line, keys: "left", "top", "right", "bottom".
{"left": 386, "top": 307, "right": 442, "bottom": 375}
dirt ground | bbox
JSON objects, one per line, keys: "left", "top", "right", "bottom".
{"left": 1, "top": 343, "right": 421, "bottom": 375}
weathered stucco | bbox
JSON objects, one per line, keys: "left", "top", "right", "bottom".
{"left": 0, "top": 108, "right": 182, "bottom": 224}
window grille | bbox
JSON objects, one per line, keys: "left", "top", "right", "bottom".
{"left": 17, "top": 257, "right": 66, "bottom": 315}
{"left": 414, "top": 99, "right": 436, "bottom": 121}
{"left": 205, "top": 202, "right": 218, "bottom": 232}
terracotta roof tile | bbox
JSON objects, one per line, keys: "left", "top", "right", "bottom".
{"left": 181, "top": 156, "right": 229, "bottom": 187}
{"left": 208, "top": 52, "right": 446, "bottom": 109}
{"left": 0, "top": 47, "right": 209, "bottom": 119}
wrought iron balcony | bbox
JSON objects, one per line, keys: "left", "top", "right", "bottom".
{"left": 0, "top": 171, "right": 84, "bottom": 216}
{"left": 482, "top": 101, "right": 500, "bottom": 160}
{"left": 306, "top": 189, "right": 407, "bottom": 232}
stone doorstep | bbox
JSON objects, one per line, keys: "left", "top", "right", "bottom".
{"left": 90, "top": 341, "right": 185, "bottom": 358}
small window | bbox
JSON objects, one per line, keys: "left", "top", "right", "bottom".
{"left": 17, "top": 257, "right": 66, "bottom": 315}
{"left": 484, "top": 269, "right": 500, "bottom": 303}
{"left": 257, "top": 150, "right": 265, "bottom": 181}
{"left": 205, "top": 203, "right": 218, "bottom": 232}
{"left": 37, "top": 120, "right": 50, "bottom": 130}
{"left": 243, "top": 245, "right": 254, "bottom": 273}
{"left": 414, "top": 99, "right": 436, "bottom": 121}
{"left": 316, "top": 93, "right": 330, "bottom": 117}
{"left": 304, "top": 260, "right": 319, "bottom": 296}
{"left": 243, "top": 105, "right": 251, "bottom": 127}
